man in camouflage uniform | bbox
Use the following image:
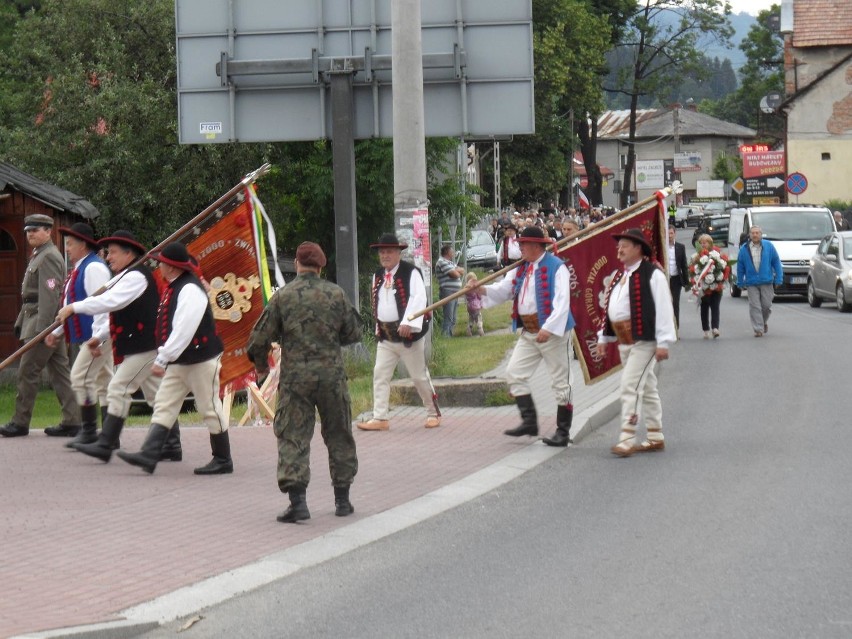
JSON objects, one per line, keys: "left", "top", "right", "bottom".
{"left": 1, "top": 214, "right": 80, "bottom": 438}
{"left": 247, "top": 241, "right": 362, "bottom": 523}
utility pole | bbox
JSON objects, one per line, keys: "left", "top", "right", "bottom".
{"left": 391, "top": 0, "right": 428, "bottom": 236}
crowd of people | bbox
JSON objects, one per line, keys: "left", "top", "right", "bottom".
{"left": 0, "top": 205, "right": 789, "bottom": 522}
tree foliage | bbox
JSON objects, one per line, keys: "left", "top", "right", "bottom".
{"left": 700, "top": 4, "right": 784, "bottom": 139}
{"left": 494, "top": 0, "right": 615, "bottom": 208}
{"left": 0, "top": 0, "right": 473, "bottom": 282}
{"left": 605, "top": 0, "right": 734, "bottom": 207}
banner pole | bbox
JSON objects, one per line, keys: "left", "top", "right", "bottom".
{"left": 408, "top": 187, "right": 673, "bottom": 321}
{"left": 0, "top": 164, "right": 272, "bottom": 373}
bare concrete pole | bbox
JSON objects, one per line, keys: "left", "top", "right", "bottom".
{"left": 391, "top": 0, "right": 431, "bottom": 357}
{"left": 391, "top": 0, "right": 428, "bottom": 215}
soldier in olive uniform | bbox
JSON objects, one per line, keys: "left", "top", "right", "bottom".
{"left": 247, "top": 241, "right": 362, "bottom": 523}
{"left": 1, "top": 214, "right": 81, "bottom": 437}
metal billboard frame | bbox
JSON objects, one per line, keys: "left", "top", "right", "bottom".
{"left": 175, "top": 0, "right": 535, "bottom": 143}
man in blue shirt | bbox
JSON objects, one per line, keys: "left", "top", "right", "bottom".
{"left": 737, "top": 226, "right": 783, "bottom": 337}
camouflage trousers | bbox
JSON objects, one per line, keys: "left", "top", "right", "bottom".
{"left": 275, "top": 378, "right": 358, "bottom": 493}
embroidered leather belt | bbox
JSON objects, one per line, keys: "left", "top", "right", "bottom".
{"left": 519, "top": 314, "right": 540, "bottom": 334}
{"left": 378, "top": 320, "right": 404, "bottom": 343}
{"left": 611, "top": 320, "right": 634, "bottom": 345}
{"left": 22, "top": 296, "right": 38, "bottom": 304}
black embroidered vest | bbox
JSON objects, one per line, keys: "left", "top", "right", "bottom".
{"left": 602, "top": 260, "right": 660, "bottom": 342}
{"left": 370, "top": 260, "right": 431, "bottom": 343}
{"left": 157, "top": 271, "right": 223, "bottom": 364}
{"left": 110, "top": 265, "right": 159, "bottom": 361}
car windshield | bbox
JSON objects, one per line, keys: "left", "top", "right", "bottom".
{"left": 468, "top": 230, "right": 493, "bottom": 248}
{"left": 752, "top": 211, "right": 834, "bottom": 241}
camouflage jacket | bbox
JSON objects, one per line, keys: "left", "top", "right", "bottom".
{"left": 247, "top": 272, "right": 362, "bottom": 382}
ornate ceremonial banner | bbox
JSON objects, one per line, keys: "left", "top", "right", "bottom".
{"left": 177, "top": 187, "right": 274, "bottom": 391}
{"left": 557, "top": 196, "right": 667, "bottom": 384}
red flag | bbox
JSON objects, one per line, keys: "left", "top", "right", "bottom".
{"left": 577, "top": 188, "right": 591, "bottom": 210}
{"left": 557, "top": 197, "right": 666, "bottom": 384}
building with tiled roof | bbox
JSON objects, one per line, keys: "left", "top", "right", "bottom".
{"left": 780, "top": 0, "right": 852, "bottom": 204}
{"left": 594, "top": 106, "right": 756, "bottom": 208}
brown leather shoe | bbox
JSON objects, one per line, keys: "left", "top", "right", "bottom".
{"left": 357, "top": 419, "right": 389, "bottom": 431}
{"left": 636, "top": 439, "right": 665, "bottom": 452}
{"left": 424, "top": 416, "right": 441, "bottom": 428}
{"left": 611, "top": 441, "right": 636, "bottom": 457}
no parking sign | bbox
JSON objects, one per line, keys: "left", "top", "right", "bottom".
{"left": 786, "top": 172, "right": 808, "bottom": 195}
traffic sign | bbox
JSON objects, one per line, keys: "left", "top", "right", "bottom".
{"left": 786, "top": 172, "right": 808, "bottom": 195}
{"left": 745, "top": 175, "right": 785, "bottom": 197}
{"left": 731, "top": 177, "right": 745, "bottom": 195}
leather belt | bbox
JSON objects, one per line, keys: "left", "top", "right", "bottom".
{"left": 611, "top": 320, "right": 634, "bottom": 345}
{"left": 22, "top": 296, "right": 38, "bottom": 304}
{"left": 378, "top": 320, "right": 403, "bottom": 343}
{"left": 519, "top": 314, "right": 540, "bottom": 334}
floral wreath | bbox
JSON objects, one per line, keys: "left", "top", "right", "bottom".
{"left": 689, "top": 246, "right": 730, "bottom": 296}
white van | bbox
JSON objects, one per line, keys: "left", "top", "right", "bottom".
{"left": 727, "top": 205, "right": 836, "bottom": 297}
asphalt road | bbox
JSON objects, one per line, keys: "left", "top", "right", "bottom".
{"left": 140, "top": 276, "right": 852, "bottom": 638}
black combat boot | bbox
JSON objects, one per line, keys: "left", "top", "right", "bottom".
{"left": 115, "top": 424, "right": 170, "bottom": 474}
{"left": 543, "top": 403, "right": 573, "bottom": 447}
{"left": 504, "top": 395, "right": 539, "bottom": 437}
{"left": 277, "top": 489, "right": 310, "bottom": 523}
{"left": 73, "top": 413, "right": 124, "bottom": 462}
{"left": 66, "top": 405, "right": 99, "bottom": 448}
{"left": 334, "top": 486, "right": 355, "bottom": 517}
{"left": 160, "top": 421, "right": 182, "bottom": 462}
{"left": 99, "top": 406, "right": 120, "bottom": 449}
{"left": 44, "top": 423, "right": 81, "bottom": 437}
{"left": 194, "top": 431, "right": 233, "bottom": 475}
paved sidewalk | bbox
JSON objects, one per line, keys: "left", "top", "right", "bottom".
{"left": 3, "top": 356, "right": 619, "bottom": 639}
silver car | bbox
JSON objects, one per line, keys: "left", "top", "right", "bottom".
{"left": 464, "top": 229, "right": 499, "bottom": 271}
{"left": 807, "top": 231, "right": 852, "bottom": 312}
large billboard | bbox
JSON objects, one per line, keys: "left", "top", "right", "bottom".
{"left": 175, "top": 0, "right": 535, "bottom": 143}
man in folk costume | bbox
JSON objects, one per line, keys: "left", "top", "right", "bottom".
{"left": 596, "top": 228, "right": 676, "bottom": 458}
{"left": 1, "top": 214, "right": 81, "bottom": 438}
{"left": 497, "top": 223, "right": 521, "bottom": 268}
{"left": 45, "top": 223, "right": 113, "bottom": 448}
{"left": 477, "top": 226, "right": 575, "bottom": 445}
{"left": 357, "top": 233, "right": 441, "bottom": 431}
{"left": 57, "top": 231, "right": 181, "bottom": 462}
{"left": 117, "top": 242, "right": 232, "bottom": 475}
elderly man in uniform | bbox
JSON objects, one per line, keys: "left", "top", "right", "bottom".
{"left": 116, "top": 242, "right": 232, "bottom": 475}
{"left": 596, "top": 228, "right": 676, "bottom": 457}
{"left": 1, "top": 214, "right": 81, "bottom": 438}
{"left": 57, "top": 230, "right": 181, "bottom": 462}
{"left": 476, "top": 225, "right": 575, "bottom": 446}
{"left": 247, "top": 242, "right": 362, "bottom": 522}
{"left": 357, "top": 233, "right": 441, "bottom": 431}
{"left": 45, "top": 222, "right": 113, "bottom": 447}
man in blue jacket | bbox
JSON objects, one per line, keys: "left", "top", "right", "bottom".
{"left": 737, "top": 225, "right": 783, "bottom": 337}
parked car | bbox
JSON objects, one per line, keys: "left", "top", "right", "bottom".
{"left": 692, "top": 215, "right": 730, "bottom": 248}
{"left": 701, "top": 200, "right": 737, "bottom": 216}
{"left": 685, "top": 207, "right": 706, "bottom": 227}
{"left": 464, "top": 229, "right": 499, "bottom": 271}
{"left": 673, "top": 206, "right": 698, "bottom": 228}
{"left": 807, "top": 231, "right": 852, "bottom": 312}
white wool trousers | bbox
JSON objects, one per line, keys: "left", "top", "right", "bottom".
{"left": 372, "top": 338, "right": 437, "bottom": 420}
{"left": 617, "top": 340, "right": 662, "bottom": 434}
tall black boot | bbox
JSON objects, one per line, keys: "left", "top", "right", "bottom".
{"left": 277, "top": 489, "right": 310, "bottom": 523}
{"left": 543, "top": 404, "right": 574, "bottom": 447}
{"left": 160, "top": 421, "right": 182, "bottom": 462}
{"left": 73, "top": 413, "right": 124, "bottom": 462}
{"left": 334, "top": 485, "right": 354, "bottom": 517}
{"left": 115, "top": 424, "right": 170, "bottom": 474}
{"left": 504, "top": 394, "right": 539, "bottom": 437}
{"left": 194, "top": 431, "right": 233, "bottom": 475}
{"left": 66, "top": 405, "right": 99, "bottom": 448}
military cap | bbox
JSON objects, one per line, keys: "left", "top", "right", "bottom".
{"left": 23, "top": 213, "right": 54, "bottom": 230}
{"left": 295, "top": 241, "right": 327, "bottom": 268}
{"left": 58, "top": 222, "right": 100, "bottom": 249}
